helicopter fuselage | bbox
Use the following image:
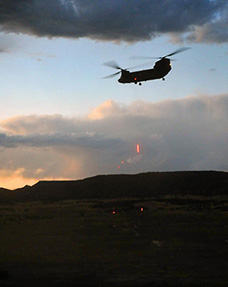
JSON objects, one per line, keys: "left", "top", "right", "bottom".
{"left": 118, "top": 58, "right": 171, "bottom": 84}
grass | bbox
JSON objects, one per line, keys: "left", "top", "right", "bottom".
{"left": 0, "top": 196, "right": 228, "bottom": 286}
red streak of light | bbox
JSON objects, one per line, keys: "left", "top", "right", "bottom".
{"left": 136, "top": 144, "right": 140, "bottom": 154}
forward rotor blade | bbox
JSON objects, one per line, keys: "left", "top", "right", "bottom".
{"left": 103, "top": 60, "right": 151, "bottom": 74}
{"left": 103, "top": 61, "right": 122, "bottom": 70}
{"left": 102, "top": 71, "right": 121, "bottom": 79}
{"left": 163, "top": 47, "right": 191, "bottom": 58}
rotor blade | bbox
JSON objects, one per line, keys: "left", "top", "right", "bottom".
{"left": 103, "top": 61, "right": 122, "bottom": 70}
{"left": 103, "top": 60, "right": 151, "bottom": 73}
{"left": 102, "top": 71, "right": 121, "bottom": 79}
{"left": 163, "top": 47, "right": 191, "bottom": 58}
{"left": 130, "top": 56, "right": 160, "bottom": 60}
{"left": 131, "top": 56, "right": 177, "bottom": 62}
{"left": 125, "top": 62, "right": 154, "bottom": 70}
{"left": 131, "top": 47, "right": 191, "bottom": 61}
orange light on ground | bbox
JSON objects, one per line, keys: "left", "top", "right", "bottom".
{"left": 118, "top": 166, "right": 120, "bottom": 169}
{"left": 121, "top": 161, "right": 124, "bottom": 164}
{"left": 141, "top": 207, "right": 144, "bottom": 212}
{"left": 112, "top": 210, "right": 116, "bottom": 214}
{"left": 136, "top": 144, "right": 140, "bottom": 154}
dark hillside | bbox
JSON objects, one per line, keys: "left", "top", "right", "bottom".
{"left": 0, "top": 188, "right": 15, "bottom": 203}
{"left": 1, "top": 170, "right": 228, "bottom": 203}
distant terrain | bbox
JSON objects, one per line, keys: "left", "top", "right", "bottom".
{"left": 1, "top": 170, "right": 228, "bottom": 203}
{"left": 0, "top": 171, "right": 228, "bottom": 286}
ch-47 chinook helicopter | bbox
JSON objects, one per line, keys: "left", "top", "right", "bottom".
{"left": 103, "top": 47, "right": 190, "bottom": 85}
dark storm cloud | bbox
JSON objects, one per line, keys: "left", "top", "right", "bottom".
{"left": 0, "top": 131, "right": 123, "bottom": 149}
{"left": 0, "top": 0, "right": 227, "bottom": 43}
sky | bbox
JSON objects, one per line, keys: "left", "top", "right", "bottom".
{"left": 0, "top": 0, "right": 228, "bottom": 189}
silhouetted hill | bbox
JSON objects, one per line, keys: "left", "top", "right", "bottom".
{"left": 1, "top": 171, "right": 228, "bottom": 203}
{"left": 0, "top": 188, "right": 15, "bottom": 203}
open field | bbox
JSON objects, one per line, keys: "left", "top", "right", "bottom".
{"left": 0, "top": 194, "right": 228, "bottom": 286}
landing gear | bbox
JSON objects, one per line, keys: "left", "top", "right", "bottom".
{"left": 162, "top": 78, "right": 165, "bottom": 81}
{"left": 139, "top": 82, "right": 142, "bottom": 86}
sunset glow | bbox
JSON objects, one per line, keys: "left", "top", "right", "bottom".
{"left": 0, "top": 175, "right": 37, "bottom": 190}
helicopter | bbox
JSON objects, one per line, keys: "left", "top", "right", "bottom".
{"left": 103, "top": 47, "right": 190, "bottom": 85}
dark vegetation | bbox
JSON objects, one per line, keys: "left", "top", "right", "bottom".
{"left": 0, "top": 171, "right": 228, "bottom": 286}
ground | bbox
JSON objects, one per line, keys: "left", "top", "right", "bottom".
{"left": 0, "top": 195, "right": 228, "bottom": 286}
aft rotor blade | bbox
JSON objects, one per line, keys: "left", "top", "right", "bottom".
{"left": 130, "top": 56, "right": 160, "bottom": 60}
{"left": 132, "top": 47, "right": 191, "bottom": 60}
{"left": 163, "top": 47, "right": 191, "bottom": 58}
{"left": 103, "top": 61, "right": 122, "bottom": 70}
{"left": 125, "top": 62, "right": 153, "bottom": 70}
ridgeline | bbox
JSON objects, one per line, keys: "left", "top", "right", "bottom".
{"left": 1, "top": 171, "right": 228, "bottom": 203}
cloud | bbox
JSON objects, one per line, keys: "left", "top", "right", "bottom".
{"left": 0, "top": 0, "right": 227, "bottom": 43}
{"left": 1, "top": 114, "right": 77, "bottom": 135}
{"left": 88, "top": 100, "right": 127, "bottom": 120}
{"left": 0, "top": 48, "right": 9, "bottom": 53}
{"left": 0, "top": 132, "right": 122, "bottom": 149}
{"left": 1, "top": 94, "right": 228, "bottom": 189}
{"left": 186, "top": 10, "right": 228, "bottom": 43}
